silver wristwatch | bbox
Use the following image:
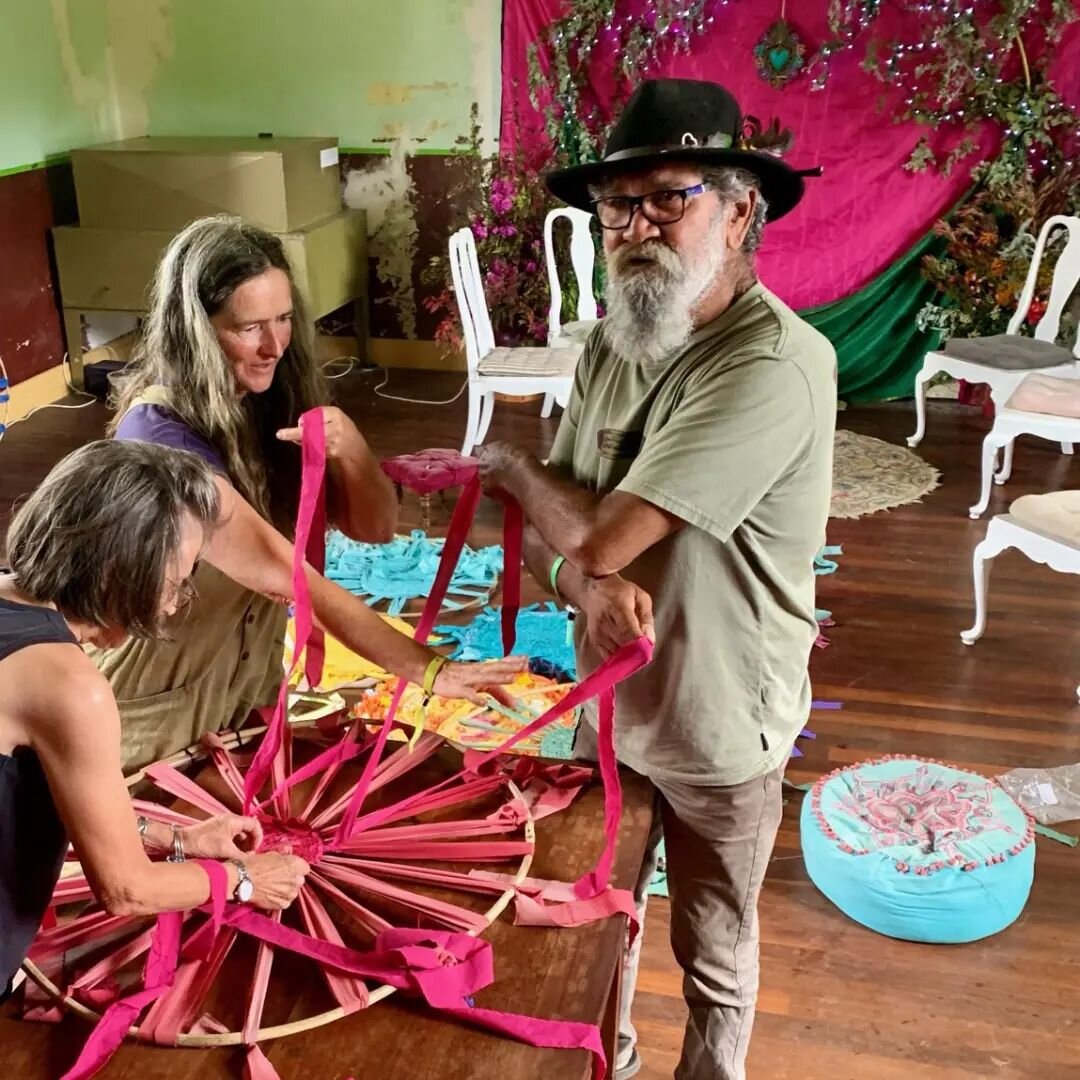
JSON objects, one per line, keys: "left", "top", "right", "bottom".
{"left": 230, "top": 860, "right": 255, "bottom": 903}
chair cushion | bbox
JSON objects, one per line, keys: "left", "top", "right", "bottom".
{"left": 380, "top": 449, "right": 477, "bottom": 495}
{"left": 942, "top": 334, "right": 1073, "bottom": 371}
{"left": 1005, "top": 373, "right": 1080, "bottom": 417}
{"left": 1009, "top": 490, "right": 1080, "bottom": 545}
{"left": 479, "top": 347, "right": 578, "bottom": 378}
{"left": 558, "top": 319, "right": 601, "bottom": 345}
{"left": 801, "top": 756, "right": 1035, "bottom": 943}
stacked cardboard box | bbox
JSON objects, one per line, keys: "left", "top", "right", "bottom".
{"left": 53, "top": 136, "right": 366, "bottom": 386}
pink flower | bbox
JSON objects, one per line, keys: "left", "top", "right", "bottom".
{"left": 471, "top": 221, "right": 489, "bottom": 240}
{"left": 525, "top": 260, "right": 538, "bottom": 272}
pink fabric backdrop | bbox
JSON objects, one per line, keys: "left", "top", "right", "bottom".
{"left": 501, "top": 1, "right": 1080, "bottom": 309}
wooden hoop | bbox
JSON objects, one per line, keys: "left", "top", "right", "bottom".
{"left": 22, "top": 711, "right": 535, "bottom": 1048}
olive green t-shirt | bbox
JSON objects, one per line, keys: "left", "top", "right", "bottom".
{"left": 550, "top": 282, "right": 836, "bottom": 786}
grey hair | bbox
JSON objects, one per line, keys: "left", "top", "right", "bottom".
{"left": 702, "top": 167, "right": 768, "bottom": 254}
{"left": 6, "top": 440, "right": 220, "bottom": 638}
{"left": 109, "top": 215, "right": 327, "bottom": 532}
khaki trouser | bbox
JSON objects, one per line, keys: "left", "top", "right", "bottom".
{"left": 574, "top": 723, "right": 784, "bottom": 1080}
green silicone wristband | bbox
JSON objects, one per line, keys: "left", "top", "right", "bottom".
{"left": 549, "top": 555, "right": 567, "bottom": 602}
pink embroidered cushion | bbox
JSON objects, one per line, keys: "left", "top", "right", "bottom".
{"left": 380, "top": 450, "right": 478, "bottom": 496}
{"left": 800, "top": 756, "right": 1035, "bottom": 943}
{"left": 1005, "top": 373, "right": 1080, "bottom": 418}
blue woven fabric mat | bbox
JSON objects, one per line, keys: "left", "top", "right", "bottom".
{"left": 325, "top": 529, "right": 502, "bottom": 616}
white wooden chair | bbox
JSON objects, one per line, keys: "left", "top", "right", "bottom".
{"left": 541, "top": 208, "right": 599, "bottom": 420}
{"left": 449, "top": 227, "right": 576, "bottom": 456}
{"left": 963, "top": 491, "right": 1080, "bottom": 699}
{"left": 968, "top": 406, "right": 1080, "bottom": 518}
{"left": 909, "top": 215, "right": 1080, "bottom": 449}
{"left": 544, "top": 207, "right": 599, "bottom": 348}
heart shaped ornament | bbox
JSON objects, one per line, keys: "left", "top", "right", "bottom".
{"left": 755, "top": 19, "right": 805, "bottom": 89}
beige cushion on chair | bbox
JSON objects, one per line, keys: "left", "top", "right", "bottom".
{"left": 478, "top": 346, "right": 578, "bottom": 378}
{"left": 1006, "top": 373, "right": 1080, "bottom": 417}
{"left": 942, "top": 334, "right": 1074, "bottom": 371}
{"left": 1010, "top": 490, "right": 1080, "bottom": 545}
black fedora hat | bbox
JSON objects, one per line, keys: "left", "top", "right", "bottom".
{"left": 546, "top": 79, "right": 819, "bottom": 222}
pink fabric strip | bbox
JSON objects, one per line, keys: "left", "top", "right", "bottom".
{"left": 59, "top": 911, "right": 183, "bottom": 1080}
{"left": 496, "top": 495, "right": 523, "bottom": 655}
{"left": 201, "top": 733, "right": 246, "bottom": 806}
{"left": 296, "top": 887, "right": 369, "bottom": 1012}
{"left": 308, "top": 870, "right": 394, "bottom": 937}
{"left": 144, "top": 927, "right": 238, "bottom": 1046}
{"left": 316, "top": 863, "right": 489, "bottom": 933}
{"left": 194, "top": 860, "right": 229, "bottom": 961}
{"left": 144, "top": 763, "right": 233, "bottom": 819}
{"left": 309, "top": 732, "right": 444, "bottom": 831}
{"left": 195, "top": 912, "right": 609, "bottom": 1080}
{"left": 29, "top": 912, "right": 134, "bottom": 962}
{"left": 332, "top": 473, "right": 483, "bottom": 845}
{"left": 243, "top": 407, "right": 327, "bottom": 813}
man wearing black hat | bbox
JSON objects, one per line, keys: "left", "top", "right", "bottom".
{"left": 477, "top": 79, "right": 836, "bottom": 1080}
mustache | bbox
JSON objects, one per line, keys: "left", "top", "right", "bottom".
{"left": 609, "top": 240, "right": 683, "bottom": 278}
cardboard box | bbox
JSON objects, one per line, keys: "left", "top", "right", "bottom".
{"left": 53, "top": 210, "right": 367, "bottom": 320}
{"left": 71, "top": 136, "right": 342, "bottom": 234}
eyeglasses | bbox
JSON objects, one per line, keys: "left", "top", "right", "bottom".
{"left": 164, "top": 560, "right": 201, "bottom": 613}
{"left": 590, "top": 183, "right": 714, "bottom": 230}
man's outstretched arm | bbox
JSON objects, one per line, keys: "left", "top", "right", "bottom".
{"left": 478, "top": 444, "right": 684, "bottom": 578}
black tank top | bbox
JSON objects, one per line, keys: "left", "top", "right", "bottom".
{"left": 0, "top": 592, "right": 79, "bottom": 997}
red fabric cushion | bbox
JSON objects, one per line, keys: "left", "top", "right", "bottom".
{"left": 380, "top": 449, "right": 479, "bottom": 495}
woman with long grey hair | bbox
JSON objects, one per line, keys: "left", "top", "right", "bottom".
{"left": 0, "top": 441, "right": 310, "bottom": 999}
{"left": 103, "top": 215, "right": 522, "bottom": 771}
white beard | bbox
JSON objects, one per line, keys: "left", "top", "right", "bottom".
{"left": 603, "top": 236, "right": 727, "bottom": 364}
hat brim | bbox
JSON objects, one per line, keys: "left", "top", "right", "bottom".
{"left": 545, "top": 146, "right": 807, "bottom": 222}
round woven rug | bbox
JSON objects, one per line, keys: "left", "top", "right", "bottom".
{"left": 831, "top": 429, "right": 940, "bottom": 520}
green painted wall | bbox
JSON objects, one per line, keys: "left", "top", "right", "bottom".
{"left": 145, "top": 0, "right": 501, "bottom": 151}
{"left": 0, "top": 0, "right": 109, "bottom": 173}
{"left": 2, "top": 0, "right": 500, "bottom": 175}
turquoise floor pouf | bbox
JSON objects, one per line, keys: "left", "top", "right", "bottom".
{"left": 800, "top": 756, "right": 1036, "bottom": 943}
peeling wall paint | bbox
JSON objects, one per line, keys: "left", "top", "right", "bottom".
{"left": 143, "top": 0, "right": 501, "bottom": 152}
{"left": 0, "top": 0, "right": 104, "bottom": 170}
{"left": 50, "top": 0, "right": 173, "bottom": 142}
{"left": 464, "top": 0, "right": 502, "bottom": 153}
{"left": 343, "top": 140, "right": 419, "bottom": 339}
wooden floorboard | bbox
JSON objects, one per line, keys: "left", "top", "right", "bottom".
{"left": 2, "top": 369, "right": 1079, "bottom": 1079}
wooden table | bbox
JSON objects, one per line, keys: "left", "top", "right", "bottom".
{"left": 0, "top": 761, "right": 654, "bottom": 1080}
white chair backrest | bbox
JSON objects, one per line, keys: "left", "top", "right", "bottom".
{"left": 1009, "top": 214, "right": 1080, "bottom": 357}
{"left": 543, "top": 207, "right": 598, "bottom": 344}
{"left": 448, "top": 227, "right": 495, "bottom": 375}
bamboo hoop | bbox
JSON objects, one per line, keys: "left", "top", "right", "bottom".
{"left": 22, "top": 712, "right": 536, "bottom": 1048}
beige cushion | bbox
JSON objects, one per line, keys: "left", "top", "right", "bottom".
{"left": 1006, "top": 373, "right": 1080, "bottom": 417}
{"left": 559, "top": 319, "right": 601, "bottom": 344}
{"left": 479, "top": 346, "right": 577, "bottom": 378}
{"left": 1010, "top": 490, "right": 1080, "bottom": 544}
{"left": 943, "top": 334, "right": 1073, "bottom": 371}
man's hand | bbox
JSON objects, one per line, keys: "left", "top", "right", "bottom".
{"left": 475, "top": 442, "right": 532, "bottom": 496}
{"left": 579, "top": 574, "right": 655, "bottom": 658}
{"left": 276, "top": 406, "right": 364, "bottom": 461}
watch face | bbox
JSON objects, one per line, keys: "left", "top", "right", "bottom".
{"left": 237, "top": 878, "right": 255, "bottom": 903}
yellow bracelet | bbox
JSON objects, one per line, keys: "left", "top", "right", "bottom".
{"left": 422, "top": 654, "right": 450, "bottom": 701}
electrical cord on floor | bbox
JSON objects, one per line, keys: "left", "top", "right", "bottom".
{"left": 0, "top": 352, "right": 97, "bottom": 444}
{"left": 321, "top": 355, "right": 469, "bottom": 406}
